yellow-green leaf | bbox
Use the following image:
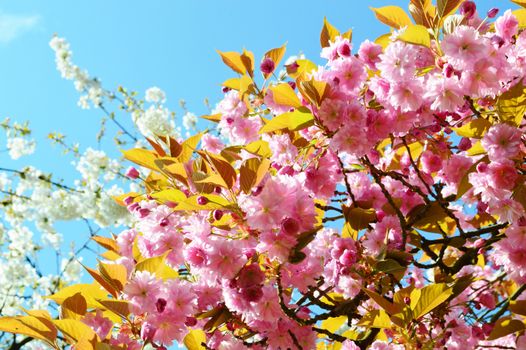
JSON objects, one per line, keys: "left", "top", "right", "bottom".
{"left": 183, "top": 329, "right": 207, "bottom": 350}
{"left": 287, "top": 59, "right": 317, "bottom": 80}
{"left": 320, "top": 316, "right": 347, "bottom": 334}
{"left": 96, "top": 299, "right": 130, "bottom": 318}
{"left": 54, "top": 319, "right": 97, "bottom": 343}
{"left": 510, "top": 300, "right": 526, "bottom": 316}
{"left": 371, "top": 6, "right": 413, "bottom": 29}
{"left": 260, "top": 108, "right": 314, "bottom": 134}
{"left": 151, "top": 189, "right": 187, "bottom": 204}
{"left": 239, "top": 158, "right": 270, "bottom": 194}
{"left": 497, "top": 80, "right": 526, "bottom": 126}
{"left": 437, "top": 0, "right": 462, "bottom": 19}
{"left": 357, "top": 309, "right": 392, "bottom": 328}
{"left": 268, "top": 83, "right": 302, "bottom": 108}
{"left": 375, "top": 33, "right": 392, "bottom": 49}
{"left": 48, "top": 284, "right": 108, "bottom": 308}
{"left": 216, "top": 50, "right": 246, "bottom": 75}
{"left": 61, "top": 293, "right": 87, "bottom": 320}
{"left": 98, "top": 261, "right": 127, "bottom": 292}
{"left": 135, "top": 253, "right": 167, "bottom": 275}
{"left": 178, "top": 132, "right": 203, "bottom": 163}
{"left": 0, "top": 316, "right": 57, "bottom": 345}
{"left": 174, "top": 194, "right": 231, "bottom": 211}
{"left": 122, "top": 148, "right": 159, "bottom": 171}
{"left": 411, "top": 283, "right": 453, "bottom": 319}
{"left": 513, "top": 9, "right": 526, "bottom": 28}
{"left": 453, "top": 118, "right": 492, "bottom": 139}
{"left": 487, "top": 317, "right": 525, "bottom": 340}
{"left": 362, "top": 289, "right": 402, "bottom": 315}
{"left": 263, "top": 44, "right": 286, "bottom": 79}
{"left": 398, "top": 24, "right": 430, "bottom": 48}
{"left": 320, "top": 17, "right": 340, "bottom": 48}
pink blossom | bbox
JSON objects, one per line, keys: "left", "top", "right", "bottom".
{"left": 495, "top": 10, "right": 519, "bottom": 42}
{"left": 482, "top": 123, "right": 522, "bottom": 161}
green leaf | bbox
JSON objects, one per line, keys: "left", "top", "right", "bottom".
{"left": 371, "top": 6, "right": 413, "bottom": 29}
{"left": 411, "top": 283, "right": 453, "bottom": 319}
{"left": 259, "top": 108, "right": 314, "bottom": 134}
{"left": 497, "top": 80, "right": 526, "bottom": 126}
{"left": 398, "top": 24, "right": 430, "bottom": 47}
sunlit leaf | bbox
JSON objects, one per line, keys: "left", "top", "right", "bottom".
{"left": 320, "top": 17, "right": 340, "bottom": 48}
{"left": 183, "top": 329, "right": 207, "bottom": 350}
{"left": 268, "top": 83, "right": 302, "bottom": 108}
{"left": 216, "top": 50, "right": 246, "bottom": 75}
{"left": 259, "top": 108, "right": 314, "bottom": 134}
{"left": 398, "top": 24, "right": 430, "bottom": 48}
{"left": 371, "top": 6, "right": 413, "bottom": 29}
{"left": 453, "top": 118, "right": 492, "bottom": 139}
{"left": 497, "top": 80, "right": 526, "bottom": 126}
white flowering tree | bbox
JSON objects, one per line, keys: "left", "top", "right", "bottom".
{"left": 0, "top": 36, "right": 196, "bottom": 349}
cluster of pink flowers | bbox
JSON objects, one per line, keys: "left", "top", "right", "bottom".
{"left": 73, "top": 3, "right": 526, "bottom": 349}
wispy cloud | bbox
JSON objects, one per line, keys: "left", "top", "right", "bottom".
{"left": 0, "top": 11, "right": 40, "bottom": 44}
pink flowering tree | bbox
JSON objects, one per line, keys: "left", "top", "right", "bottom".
{"left": 2, "top": 0, "right": 526, "bottom": 349}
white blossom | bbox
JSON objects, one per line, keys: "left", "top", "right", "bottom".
{"left": 145, "top": 86, "right": 166, "bottom": 104}
{"left": 6, "top": 136, "right": 36, "bottom": 159}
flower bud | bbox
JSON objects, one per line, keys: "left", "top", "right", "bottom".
{"left": 185, "top": 316, "right": 198, "bottom": 327}
{"left": 125, "top": 166, "right": 140, "bottom": 179}
{"left": 281, "top": 217, "right": 300, "bottom": 235}
{"left": 123, "top": 196, "right": 134, "bottom": 206}
{"left": 260, "top": 57, "right": 275, "bottom": 75}
{"left": 459, "top": 1, "right": 476, "bottom": 19}
{"left": 213, "top": 209, "right": 224, "bottom": 221}
{"left": 458, "top": 137, "right": 472, "bottom": 151}
{"left": 156, "top": 298, "right": 167, "bottom": 313}
{"left": 487, "top": 8, "right": 499, "bottom": 18}
{"left": 138, "top": 208, "right": 150, "bottom": 218}
{"left": 197, "top": 196, "right": 208, "bottom": 205}
{"left": 140, "top": 322, "right": 157, "bottom": 342}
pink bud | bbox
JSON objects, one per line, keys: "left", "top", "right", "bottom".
{"left": 156, "top": 298, "right": 167, "bottom": 313}
{"left": 287, "top": 81, "right": 296, "bottom": 90}
{"left": 123, "top": 196, "right": 134, "bottom": 206}
{"left": 140, "top": 323, "right": 156, "bottom": 342}
{"left": 487, "top": 8, "right": 499, "bottom": 18}
{"left": 159, "top": 218, "right": 169, "bottom": 227}
{"left": 281, "top": 217, "right": 300, "bottom": 235}
{"left": 197, "top": 196, "right": 208, "bottom": 205}
{"left": 404, "top": 297, "right": 411, "bottom": 305}
{"left": 165, "top": 200, "right": 177, "bottom": 208}
{"left": 138, "top": 208, "right": 151, "bottom": 218}
{"left": 337, "top": 42, "right": 351, "bottom": 57}
{"left": 286, "top": 61, "right": 299, "bottom": 74}
{"left": 237, "top": 264, "right": 265, "bottom": 288}
{"left": 459, "top": 1, "right": 476, "bottom": 19}
{"left": 260, "top": 57, "right": 275, "bottom": 75}
{"left": 476, "top": 162, "right": 488, "bottom": 173}
{"left": 185, "top": 316, "right": 198, "bottom": 327}
{"left": 240, "top": 285, "right": 264, "bottom": 302}
{"left": 458, "top": 137, "right": 472, "bottom": 151}
{"left": 213, "top": 209, "right": 224, "bottom": 221}
{"left": 125, "top": 166, "right": 140, "bottom": 179}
